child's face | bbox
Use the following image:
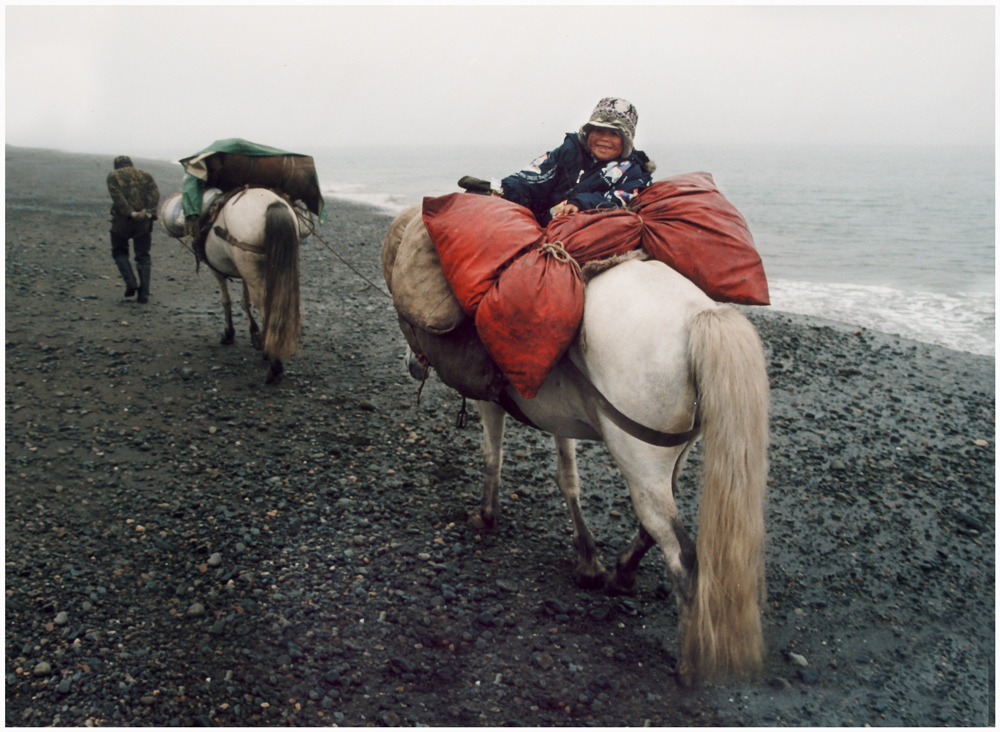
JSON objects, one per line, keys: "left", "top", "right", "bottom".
{"left": 587, "top": 128, "right": 624, "bottom": 161}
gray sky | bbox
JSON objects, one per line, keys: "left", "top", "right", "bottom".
{"left": 5, "top": 4, "right": 995, "bottom": 159}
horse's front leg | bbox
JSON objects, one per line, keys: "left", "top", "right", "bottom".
{"left": 471, "top": 400, "right": 506, "bottom": 530}
{"left": 214, "top": 273, "right": 235, "bottom": 345}
{"left": 554, "top": 436, "right": 606, "bottom": 588}
{"left": 242, "top": 281, "right": 262, "bottom": 351}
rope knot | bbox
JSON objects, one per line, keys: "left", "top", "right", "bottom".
{"left": 539, "top": 240, "right": 581, "bottom": 273}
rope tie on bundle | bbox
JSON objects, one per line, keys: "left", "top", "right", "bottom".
{"left": 539, "top": 241, "right": 582, "bottom": 274}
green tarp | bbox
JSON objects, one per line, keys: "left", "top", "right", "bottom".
{"left": 180, "top": 138, "right": 326, "bottom": 223}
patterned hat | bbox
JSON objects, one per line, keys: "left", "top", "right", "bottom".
{"left": 114, "top": 155, "right": 133, "bottom": 169}
{"left": 580, "top": 97, "right": 638, "bottom": 157}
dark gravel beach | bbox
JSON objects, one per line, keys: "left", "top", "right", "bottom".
{"left": 5, "top": 146, "right": 995, "bottom": 727}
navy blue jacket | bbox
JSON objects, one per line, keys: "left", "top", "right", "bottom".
{"left": 501, "top": 133, "right": 654, "bottom": 226}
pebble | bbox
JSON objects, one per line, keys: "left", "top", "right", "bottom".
{"left": 788, "top": 651, "right": 809, "bottom": 667}
{"left": 32, "top": 661, "right": 51, "bottom": 676}
{"left": 207, "top": 553, "right": 222, "bottom": 567}
{"left": 54, "top": 611, "right": 69, "bottom": 626}
{"left": 381, "top": 711, "right": 401, "bottom": 726}
{"left": 798, "top": 668, "right": 821, "bottom": 684}
{"left": 186, "top": 603, "right": 206, "bottom": 617}
{"left": 476, "top": 611, "right": 495, "bottom": 627}
{"left": 533, "top": 653, "right": 554, "bottom": 671}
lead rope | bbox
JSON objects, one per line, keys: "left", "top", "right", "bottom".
{"left": 309, "top": 227, "right": 393, "bottom": 300}
{"left": 415, "top": 362, "right": 429, "bottom": 404}
{"left": 300, "top": 209, "right": 472, "bottom": 425}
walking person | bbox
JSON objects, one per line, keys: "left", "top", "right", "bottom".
{"left": 106, "top": 155, "right": 160, "bottom": 303}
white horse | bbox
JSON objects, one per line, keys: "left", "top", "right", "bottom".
{"left": 202, "top": 188, "right": 304, "bottom": 384}
{"left": 396, "top": 247, "right": 769, "bottom": 685}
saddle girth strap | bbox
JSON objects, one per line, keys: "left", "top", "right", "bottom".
{"left": 494, "top": 390, "right": 542, "bottom": 431}
{"left": 212, "top": 225, "right": 264, "bottom": 254}
{"left": 558, "top": 355, "right": 700, "bottom": 447}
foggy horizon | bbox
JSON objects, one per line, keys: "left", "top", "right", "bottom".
{"left": 6, "top": 5, "right": 995, "bottom": 161}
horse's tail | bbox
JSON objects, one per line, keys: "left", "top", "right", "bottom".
{"left": 262, "top": 201, "right": 301, "bottom": 361}
{"left": 682, "top": 304, "right": 769, "bottom": 683}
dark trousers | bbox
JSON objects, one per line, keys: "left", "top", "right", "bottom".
{"left": 111, "top": 231, "right": 152, "bottom": 299}
{"left": 111, "top": 231, "right": 152, "bottom": 267}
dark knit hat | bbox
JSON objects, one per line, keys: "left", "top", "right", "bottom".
{"left": 114, "top": 155, "right": 133, "bottom": 169}
{"left": 580, "top": 97, "right": 638, "bottom": 157}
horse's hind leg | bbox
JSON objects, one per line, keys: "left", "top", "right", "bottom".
{"left": 606, "top": 445, "right": 694, "bottom": 594}
{"left": 214, "top": 273, "right": 236, "bottom": 345}
{"left": 265, "top": 358, "right": 284, "bottom": 385}
{"left": 472, "top": 400, "right": 505, "bottom": 530}
{"left": 554, "top": 436, "right": 606, "bottom": 588}
{"left": 240, "top": 275, "right": 282, "bottom": 383}
{"left": 241, "top": 281, "right": 262, "bottom": 351}
{"left": 604, "top": 436, "right": 697, "bottom": 605}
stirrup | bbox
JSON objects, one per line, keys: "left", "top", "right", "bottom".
{"left": 455, "top": 397, "right": 470, "bottom": 429}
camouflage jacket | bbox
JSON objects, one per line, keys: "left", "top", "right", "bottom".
{"left": 107, "top": 167, "right": 160, "bottom": 236}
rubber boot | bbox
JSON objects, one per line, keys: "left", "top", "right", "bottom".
{"left": 114, "top": 255, "right": 138, "bottom": 298}
{"left": 136, "top": 261, "right": 151, "bottom": 304}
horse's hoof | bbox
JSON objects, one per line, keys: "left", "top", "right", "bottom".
{"left": 603, "top": 569, "right": 638, "bottom": 596}
{"left": 221, "top": 333, "right": 235, "bottom": 346}
{"left": 573, "top": 558, "right": 607, "bottom": 590}
{"left": 469, "top": 509, "right": 497, "bottom": 532}
{"left": 574, "top": 570, "right": 607, "bottom": 590}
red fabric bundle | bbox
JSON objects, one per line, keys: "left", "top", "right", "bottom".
{"left": 419, "top": 174, "right": 768, "bottom": 399}
{"left": 630, "top": 174, "right": 769, "bottom": 305}
{"left": 474, "top": 247, "right": 584, "bottom": 398}
{"left": 544, "top": 208, "right": 643, "bottom": 262}
{"left": 422, "top": 193, "right": 543, "bottom": 315}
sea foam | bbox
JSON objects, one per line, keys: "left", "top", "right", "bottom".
{"left": 767, "top": 279, "right": 995, "bottom": 356}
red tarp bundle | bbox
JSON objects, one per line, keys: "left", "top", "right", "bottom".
{"left": 475, "top": 247, "right": 585, "bottom": 398}
{"left": 629, "top": 172, "right": 768, "bottom": 305}
{"left": 421, "top": 194, "right": 543, "bottom": 315}
{"left": 422, "top": 173, "right": 768, "bottom": 399}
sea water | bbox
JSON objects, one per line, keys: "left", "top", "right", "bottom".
{"left": 313, "top": 143, "right": 995, "bottom": 357}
